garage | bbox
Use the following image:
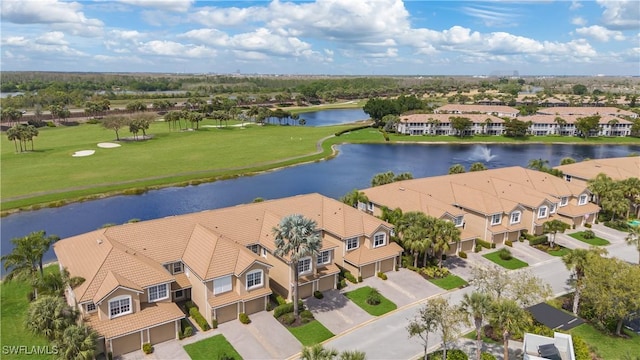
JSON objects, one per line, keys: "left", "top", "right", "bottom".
{"left": 318, "top": 275, "right": 335, "bottom": 292}
{"left": 110, "top": 332, "right": 141, "bottom": 357}
{"left": 244, "top": 297, "right": 265, "bottom": 315}
{"left": 360, "top": 263, "right": 375, "bottom": 279}
{"left": 214, "top": 303, "right": 238, "bottom": 324}
{"left": 298, "top": 282, "right": 313, "bottom": 299}
{"left": 460, "top": 239, "right": 474, "bottom": 252}
{"left": 379, "top": 258, "right": 395, "bottom": 273}
{"left": 507, "top": 231, "right": 520, "bottom": 242}
{"left": 149, "top": 322, "right": 176, "bottom": 344}
{"left": 445, "top": 244, "right": 457, "bottom": 255}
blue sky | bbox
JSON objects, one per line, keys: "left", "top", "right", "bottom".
{"left": 1, "top": 0, "right": 639, "bottom": 76}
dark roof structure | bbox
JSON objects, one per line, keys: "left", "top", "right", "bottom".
{"left": 527, "top": 303, "right": 584, "bottom": 331}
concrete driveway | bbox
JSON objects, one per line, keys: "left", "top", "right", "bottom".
{"left": 444, "top": 256, "right": 475, "bottom": 280}
{"left": 509, "top": 241, "right": 555, "bottom": 265}
{"left": 305, "top": 289, "right": 373, "bottom": 335}
{"left": 353, "top": 268, "right": 445, "bottom": 308}
{"left": 218, "top": 311, "right": 300, "bottom": 360}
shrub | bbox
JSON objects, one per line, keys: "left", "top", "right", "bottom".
{"left": 211, "top": 319, "right": 218, "bottom": 329}
{"left": 177, "top": 329, "right": 184, "bottom": 340}
{"left": 571, "top": 334, "right": 591, "bottom": 360}
{"left": 604, "top": 220, "right": 629, "bottom": 231}
{"left": 183, "top": 326, "right": 193, "bottom": 337}
{"left": 239, "top": 312, "right": 251, "bottom": 324}
{"left": 366, "top": 287, "right": 382, "bottom": 305}
{"left": 281, "top": 313, "right": 296, "bottom": 325}
{"left": 344, "top": 271, "right": 358, "bottom": 284}
{"left": 505, "top": 240, "right": 513, "bottom": 247}
{"left": 474, "top": 244, "right": 482, "bottom": 253}
{"left": 189, "top": 307, "right": 211, "bottom": 331}
{"left": 334, "top": 124, "right": 371, "bottom": 136}
{"left": 85, "top": 118, "right": 100, "bottom": 124}
{"left": 276, "top": 294, "right": 287, "bottom": 306}
{"left": 338, "top": 278, "right": 347, "bottom": 289}
{"left": 266, "top": 301, "right": 273, "bottom": 311}
{"left": 46, "top": 121, "right": 56, "bottom": 127}
{"left": 184, "top": 300, "right": 197, "bottom": 312}
{"left": 476, "top": 238, "right": 492, "bottom": 249}
{"left": 142, "top": 343, "right": 153, "bottom": 354}
{"left": 582, "top": 230, "right": 595, "bottom": 239}
{"left": 300, "top": 310, "right": 314, "bottom": 323}
{"left": 480, "top": 353, "right": 496, "bottom": 360}
{"left": 458, "top": 251, "right": 467, "bottom": 259}
{"left": 421, "top": 266, "right": 450, "bottom": 279}
{"left": 529, "top": 235, "right": 549, "bottom": 246}
{"left": 273, "top": 300, "right": 305, "bottom": 318}
{"left": 584, "top": 223, "right": 592, "bottom": 228}
{"left": 313, "top": 290, "right": 323, "bottom": 299}
{"left": 498, "top": 248, "right": 513, "bottom": 260}
{"left": 358, "top": 276, "right": 363, "bottom": 283}
{"left": 27, "top": 119, "right": 47, "bottom": 127}
{"left": 377, "top": 272, "right": 388, "bottom": 280}
{"left": 429, "top": 349, "right": 468, "bottom": 360}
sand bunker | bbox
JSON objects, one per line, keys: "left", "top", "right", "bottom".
{"left": 72, "top": 150, "right": 95, "bottom": 157}
{"left": 97, "top": 142, "right": 121, "bottom": 148}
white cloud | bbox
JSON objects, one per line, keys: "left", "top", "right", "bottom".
{"left": 570, "top": 1, "right": 582, "bottom": 10}
{"left": 596, "top": 0, "right": 640, "bottom": 30}
{"left": 115, "top": 0, "right": 193, "bottom": 12}
{"left": 576, "top": 25, "right": 626, "bottom": 42}
{"left": 35, "top": 31, "right": 68, "bottom": 45}
{"left": 1, "top": 0, "right": 103, "bottom": 37}
{"left": 572, "top": 17, "right": 587, "bottom": 26}
{"left": 139, "top": 40, "right": 216, "bottom": 58}
{"left": 2, "top": 36, "right": 29, "bottom": 46}
{"left": 460, "top": 4, "right": 520, "bottom": 27}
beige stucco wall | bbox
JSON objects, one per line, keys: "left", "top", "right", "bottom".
{"left": 463, "top": 209, "right": 489, "bottom": 241}
{"left": 97, "top": 288, "right": 140, "bottom": 321}
{"left": 141, "top": 282, "right": 172, "bottom": 305}
{"left": 186, "top": 267, "right": 210, "bottom": 324}
{"left": 236, "top": 263, "right": 269, "bottom": 296}
{"left": 268, "top": 257, "right": 292, "bottom": 298}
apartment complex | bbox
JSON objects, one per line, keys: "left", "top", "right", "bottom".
{"left": 53, "top": 193, "right": 401, "bottom": 357}
{"left": 360, "top": 167, "right": 599, "bottom": 249}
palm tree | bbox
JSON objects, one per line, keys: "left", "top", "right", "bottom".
{"left": 340, "top": 189, "right": 369, "bottom": 209}
{"left": 621, "top": 177, "right": 640, "bottom": 218}
{"left": 554, "top": 117, "right": 566, "bottom": 135}
{"left": 460, "top": 292, "right": 493, "bottom": 360}
{"left": 339, "top": 350, "right": 366, "bottom": 360}
{"left": 527, "top": 158, "right": 549, "bottom": 172}
{"left": 431, "top": 219, "right": 460, "bottom": 267}
{"left": 625, "top": 226, "right": 640, "bottom": 264}
{"left": 561, "top": 248, "right": 603, "bottom": 315}
{"left": 488, "top": 299, "right": 531, "bottom": 360}
{"left": 35, "top": 268, "right": 85, "bottom": 297}
{"left": 56, "top": 324, "right": 98, "bottom": 360}
{"left": 6, "top": 125, "right": 21, "bottom": 152}
{"left": 469, "top": 162, "right": 487, "bottom": 172}
{"left": 448, "top": 164, "right": 466, "bottom": 174}
{"left": 301, "top": 344, "right": 338, "bottom": 360}
{"left": 587, "top": 173, "right": 615, "bottom": 205}
{"left": 397, "top": 212, "right": 433, "bottom": 267}
{"left": 560, "top": 157, "right": 576, "bottom": 165}
{"left": 543, "top": 219, "right": 569, "bottom": 248}
{"left": 25, "top": 295, "right": 78, "bottom": 341}
{"left": 273, "top": 214, "right": 322, "bottom": 317}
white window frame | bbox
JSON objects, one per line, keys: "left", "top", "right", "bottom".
{"left": 148, "top": 283, "right": 169, "bottom": 302}
{"left": 261, "top": 248, "right": 267, "bottom": 258}
{"left": 173, "top": 262, "right": 183, "bottom": 274}
{"left": 298, "top": 257, "right": 312, "bottom": 275}
{"left": 108, "top": 295, "right": 132, "bottom": 319}
{"left": 246, "top": 270, "right": 263, "bottom": 290}
{"left": 367, "top": 202, "right": 374, "bottom": 211}
{"left": 510, "top": 211, "right": 521, "bottom": 225}
{"left": 560, "top": 197, "right": 568, "bottom": 207}
{"left": 578, "top": 194, "right": 588, "bottom": 205}
{"left": 373, "top": 232, "right": 386, "bottom": 248}
{"left": 453, "top": 216, "right": 464, "bottom": 227}
{"left": 346, "top": 237, "right": 359, "bottom": 251}
{"left": 86, "top": 302, "right": 97, "bottom": 313}
{"left": 550, "top": 203, "right": 557, "bottom": 214}
{"left": 213, "top": 276, "right": 232, "bottom": 295}
{"left": 538, "top": 206, "right": 548, "bottom": 219}
{"left": 317, "top": 250, "right": 331, "bottom": 266}
{"left": 491, "top": 214, "right": 502, "bottom": 225}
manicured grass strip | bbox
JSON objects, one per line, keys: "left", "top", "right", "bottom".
{"left": 183, "top": 334, "right": 243, "bottom": 360}
{"left": 0, "top": 266, "right": 59, "bottom": 360}
{"left": 483, "top": 251, "right": 529, "bottom": 269}
{"left": 287, "top": 320, "right": 334, "bottom": 346}
{"left": 569, "top": 232, "right": 610, "bottom": 246}
{"left": 344, "top": 286, "right": 397, "bottom": 316}
{"left": 428, "top": 274, "right": 468, "bottom": 290}
{"left": 464, "top": 330, "right": 499, "bottom": 344}
{"left": 547, "top": 246, "right": 571, "bottom": 257}
{"left": 570, "top": 323, "right": 640, "bottom": 360}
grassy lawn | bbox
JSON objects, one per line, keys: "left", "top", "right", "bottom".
{"left": 570, "top": 323, "right": 640, "bottom": 359}
{"left": 569, "top": 232, "right": 611, "bottom": 246}
{"left": 547, "top": 246, "right": 571, "bottom": 257}
{"left": 483, "top": 251, "right": 529, "bottom": 269}
{"left": 0, "top": 266, "right": 59, "bottom": 360}
{"left": 344, "top": 286, "right": 397, "bottom": 316}
{"left": 464, "top": 330, "right": 499, "bottom": 344}
{"left": 428, "top": 274, "right": 468, "bottom": 290}
{"left": 183, "top": 334, "right": 242, "bottom": 360}
{"left": 287, "top": 320, "right": 334, "bottom": 346}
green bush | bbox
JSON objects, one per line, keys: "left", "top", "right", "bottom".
{"left": 429, "top": 349, "right": 468, "bottom": 360}
{"left": 177, "top": 329, "right": 184, "bottom": 340}
{"left": 358, "top": 276, "right": 363, "bottom": 283}
{"left": 273, "top": 300, "right": 305, "bottom": 318}
{"left": 529, "top": 235, "right": 549, "bottom": 246}
{"left": 142, "top": 343, "right": 153, "bottom": 354}
{"left": 266, "top": 301, "right": 273, "bottom": 311}
{"left": 239, "top": 312, "right": 251, "bottom": 324}
{"left": 300, "top": 310, "right": 314, "bottom": 323}
{"left": 582, "top": 230, "right": 595, "bottom": 239}
{"left": 421, "top": 266, "right": 450, "bottom": 279}
{"left": 334, "top": 124, "right": 371, "bottom": 136}
{"left": 184, "top": 326, "right": 193, "bottom": 337}
{"left": 604, "top": 219, "right": 630, "bottom": 231}
{"left": 313, "top": 290, "right": 324, "bottom": 299}
{"left": 281, "top": 313, "right": 296, "bottom": 325}
{"left": 344, "top": 271, "right": 358, "bottom": 284}
{"left": 184, "top": 300, "right": 197, "bottom": 312}
{"left": 337, "top": 278, "right": 347, "bottom": 289}
{"left": 46, "top": 121, "right": 56, "bottom": 127}
{"left": 498, "top": 248, "right": 513, "bottom": 260}
{"left": 481, "top": 353, "right": 496, "bottom": 360}
{"left": 189, "top": 307, "right": 211, "bottom": 331}
{"left": 211, "top": 319, "right": 218, "bottom": 329}
{"left": 276, "top": 295, "right": 287, "bottom": 306}
{"left": 476, "top": 238, "right": 492, "bottom": 249}
{"left": 366, "top": 287, "right": 382, "bottom": 305}
{"left": 571, "top": 334, "right": 591, "bottom": 360}
{"left": 505, "top": 240, "right": 513, "bottom": 247}
{"left": 377, "top": 272, "right": 388, "bottom": 280}
{"left": 474, "top": 244, "right": 482, "bottom": 253}
{"left": 584, "top": 223, "right": 592, "bottom": 228}
{"left": 458, "top": 251, "right": 467, "bottom": 259}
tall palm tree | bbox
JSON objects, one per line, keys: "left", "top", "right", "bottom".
{"left": 621, "top": 177, "right": 640, "bottom": 218}
{"left": 431, "top": 219, "right": 460, "bottom": 267}
{"left": 25, "top": 295, "right": 78, "bottom": 341}
{"left": 527, "top": 158, "right": 549, "bottom": 172}
{"left": 460, "top": 292, "right": 493, "bottom": 360}
{"left": 543, "top": 219, "right": 569, "bottom": 248}
{"left": 6, "top": 125, "right": 21, "bottom": 152}
{"left": 56, "top": 324, "right": 98, "bottom": 360}
{"left": 300, "top": 344, "right": 338, "bottom": 360}
{"left": 587, "top": 173, "right": 615, "bottom": 206}
{"left": 397, "top": 212, "right": 432, "bottom": 267}
{"left": 488, "top": 299, "right": 531, "bottom": 360}
{"left": 625, "top": 226, "right": 640, "bottom": 264}
{"left": 273, "top": 214, "right": 322, "bottom": 317}
{"left": 340, "top": 189, "right": 368, "bottom": 209}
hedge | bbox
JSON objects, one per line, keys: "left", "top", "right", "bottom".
{"left": 528, "top": 234, "right": 548, "bottom": 246}
{"left": 189, "top": 307, "right": 211, "bottom": 331}
{"left": 273, "top": 300, "right": 305, "bottom": 319}
{"left": 334, "top": 124, "right": 371, "bottom": 136}
{"left": 476, "top": 238, "right": 493, "bottom": 249}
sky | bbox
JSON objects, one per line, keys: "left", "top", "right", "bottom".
{"left": 1, "top": 0, "right": 639, "bottom": 76}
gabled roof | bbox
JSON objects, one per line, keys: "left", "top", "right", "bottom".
{"left": 93, "top": 271, "right": 144, "bottom": 304}
{"left": 554, "top": 156, "right": 640, "bottom": 182}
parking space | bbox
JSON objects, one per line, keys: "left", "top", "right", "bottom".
{"left": 444, "top": 256, "right": 475, "bottom": 281}
{"left": 355, "top": 269, "right": 445, "bottom": 307}
{"left": 305, "top": 289, "right": 373, "bottom": 335}
{"left": 509, "top": 241, "right": 555, "bottom": 265}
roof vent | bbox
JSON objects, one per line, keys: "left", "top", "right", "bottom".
{"left": 97, "top": 239, "right": 103, "bottom": 244}
{"left": 399, "top": 187, "right": 405, "bottom": 191}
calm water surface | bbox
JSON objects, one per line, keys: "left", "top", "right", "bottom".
{"left": 297, "top": 108, "right": 368, "bottom": 126}
{"left": 2, "top": 142, "right": 639, "bottom": 263}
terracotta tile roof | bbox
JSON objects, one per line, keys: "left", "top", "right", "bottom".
{"left": 299, "top": 263, "right": 340, "bottom": 282}
{"left": 93, "top": 272, "right": 143, "bottom": 304}
{"left": 399, "top": 113, "right": 505, "bottom": 124}
{"left": 363, "top": 185, "right": 464, "bottom": 218}
{"left": 554, "top": 157, "right": 640, "bottom": 182}
{"left": 434, "top": 104, "right": 520, "bottom": 116}
{"left": 556, "top": 203, "right": 600, "bottom": 217}
{"left": 535, "top": 106, "right": 636, "bottom": 117}
{"left": 84, "top": 302, "right": 184, "bottom": 339}
{"left": 343, "top": 242, "right": 403, "bottom": 267}
{"left": 521, "top": 114, "right": 631, "bottom": 125}
{"left": 208, "top": 286, "right": 271, "bottom": 309}
{"left": 171, "top": 273, "right": 191, "bottom": 290}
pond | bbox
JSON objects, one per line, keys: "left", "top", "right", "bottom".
{"left": 297, "top": 108, "right": 369, "bottom": 126}
{"left": 2, "top": 142, "right": 639, "bottom": 264}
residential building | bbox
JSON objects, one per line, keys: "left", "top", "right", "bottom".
{"left": 536, "top": 106, "right": 638, "bottom": 119}
{"left": 434, "top": 104, "right": 520, "bottom": 118}
{"left": 397, "top": 113, "right": 505, "bottom": 136}
{"left": 522, "top": 332, "right": 576, "bottom": 360}
{"left": 554, "top": 156, "right": 640, "bottom": 187}
{"left": 360, "top": 167, "right": 599, "bottom": 246}
{"left": 53, "top": 193, "right": 401, "bottom": 357}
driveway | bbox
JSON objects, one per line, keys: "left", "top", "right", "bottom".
{"left": 444, "top": 256, "right": 476, "bottom": 280}
{"left": 218, "top": 311, "right": 300, "bottom": 360}
{"left": 304, "top": 289, "right": 373, "bottom": 335}
{"left": 353, "top": 268, "right": 445, "bottom": 308}
{"left": 509, "top": 241, "right": 555, "bottom": 265}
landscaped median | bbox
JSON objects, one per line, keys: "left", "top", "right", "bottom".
{"left": 344, "top": 286, "right": 397, "bottom": 316}
{"left": 483, "top": 248, "right": 529, "bottom": 269}
{"left": 428, "top": 274, "right": 468, "bottom": 290}
{"left": 273, "top": 300, "right": 334, "bottom": 346}
{"left": 183, "top": 335, "right": 242, "bottom": 360}
{"left": 569, "top": 230, "right": 611, "bottom": 246}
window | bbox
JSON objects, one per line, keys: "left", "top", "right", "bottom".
{"left": 373, "top": 233, "right": 386, "bottom": 248}
{"left": 491, "top": 214, "right": 502, "bottom": 225}
{"left": 175, "top": 290, "right": 184, "bottom": 299}
{"left": 346, "top": 237, "right": 359, "bottom": 251}
{"left": 214, "top": 276, "right": 232, "bottom": 295}
{"left": 453, "top": 216, "right": 464, "bottom": 227}
{"left": 367, "top": 202, "right": 374, "bottom": 211}
{"left": 173, "top": 262, "right": 183, "bottom": 274}
{"left": 298, "top": 257, "right": 312, "bottom": 275}
{"left": 317, "top": 250, "right": 330, "bottom": 266}
{"left": 261, "top": 248, "right": 267, "bottom": 258}
{"left": 560, "top": 197, "right": 568, "bottom": 207}
{"left": 148, "top": 283, "right": 168, "bottom": 302}
{"left": 550, "top": 203, "right": 557, "bottom": 214}
{"left": 109, "top": 296, "right": 131, "bottom": 318}
{"left": 579, "top": 194, "right": 588, "bottom": 205}
{"left": 538, "top": 206, "right": 548, "bottom": 218}
{"left": 510, "top": 211, "right": 521, "bottom": 224}
{"left": 248, "top": 244, "right": 259, "bottom": 254}
{"left": 246, "top": 270, "right": 263, "bottom": 290}
{"left": 565, "top": 175, "right": 572, "bottom": 182}
{"left": 86, "top": 303, "right": 96, "bottom": 313}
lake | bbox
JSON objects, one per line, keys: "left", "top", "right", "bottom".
{"left": 297, "top": 108, "right": 368, "bottom": 126}
{"left": 2, "top": 141, "right": 639, "bottom": 264}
